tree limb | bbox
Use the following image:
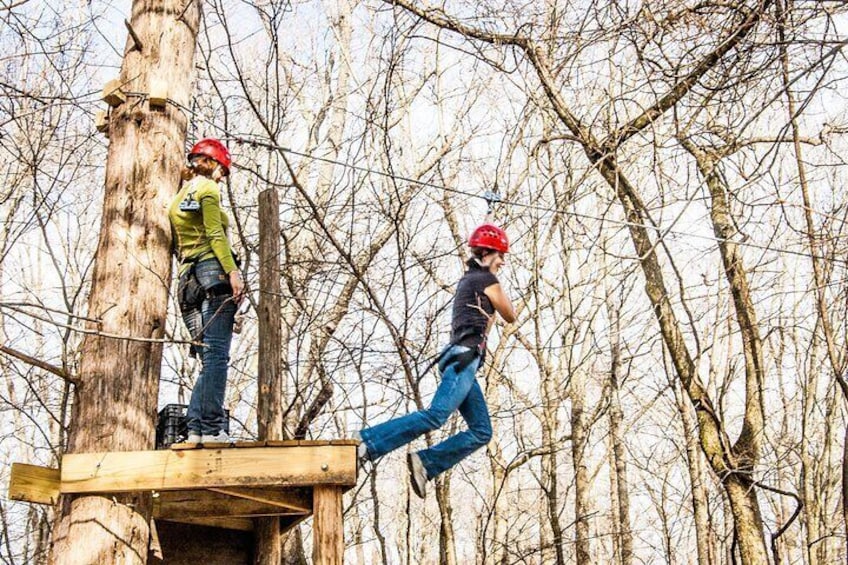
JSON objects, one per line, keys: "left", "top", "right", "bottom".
{"left": 0, "top": 345, "right": 77, "bottom": 385}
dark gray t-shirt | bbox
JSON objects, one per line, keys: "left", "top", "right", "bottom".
{"left": 450, "top": 259, "right": 499, "bottom": 347}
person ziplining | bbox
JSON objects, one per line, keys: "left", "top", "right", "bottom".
{"left": 356, "top": 220, "right": 517, "bottom": 498}
{"left": 165, "top": 133, "right": 518, "bottom": 497}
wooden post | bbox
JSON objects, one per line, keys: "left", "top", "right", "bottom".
{"left": 312, "top": 486, "right": 343, "bottom": 565}
{"left": 257, "top": 188, "right": 283, "bottom": 441}
{"left": 50, "top": 1, "right": 202, "bottom": 563}
{"left": 255, "top": 188, "right": 284, "bottom": 562}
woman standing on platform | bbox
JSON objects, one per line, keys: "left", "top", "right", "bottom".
{"left": 169, "top": 138, "right": 244, "bottom": 444}
{"left": 356, "top": 223, "right": 517, "bottom": 498}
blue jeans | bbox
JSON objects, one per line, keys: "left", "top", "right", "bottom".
{"left": 359, "top": 344, "right": 493, "bottom": 480}
{"left": 182, "top": 259, "right": 236, "bottom": 435}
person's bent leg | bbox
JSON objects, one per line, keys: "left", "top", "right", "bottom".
{"left": 417, "top": 378, "right": 491, "bottom": 479}
{"left": 360, "top": 345, "right": 477, "bottom": 461}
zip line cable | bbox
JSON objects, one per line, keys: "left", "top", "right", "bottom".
{"left": 167, "top": 99, "right": 848, "bottom": 267}
{"left": 234, "top": 133, "right": 848, "bottom": 267}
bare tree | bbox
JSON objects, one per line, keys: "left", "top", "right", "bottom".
{"left": 49, "top": 1, "right": 202, "bottom": 562}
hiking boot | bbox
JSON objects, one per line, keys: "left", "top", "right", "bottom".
{"left": 407, "top": 452, "right": 427, "bottom": 499}
{"left": 201, "top": 430, "right": 231, "bottom": 444}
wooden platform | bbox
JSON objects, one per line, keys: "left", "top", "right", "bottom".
{"left": 10, "top": 440, "right": 359, "bottom": 563}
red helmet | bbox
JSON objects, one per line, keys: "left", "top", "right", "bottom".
{"left": 188, "top": 138, "right": 231, "bottom": 176}
{"left": 468, "top": 223, "right": 509, "bottom": 253}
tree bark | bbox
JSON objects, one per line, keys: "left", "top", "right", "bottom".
{"left": 485, "top": 433, "right": 510, "bottom": 565}
{"left": 312, "top": 486, "right": 343, "bottom": 565}
{"left": 435, "top": 475, "right": 457, "bottom": 565}
{"left": 673, "top": 381, "right": 714, "bottom": 565}
{"left": 255, "top": 188, "right": 284, "bottom": 564}
{"left": 605, "top": 283, "right": 632, "bottom": 565}
{"left": 679, "top": 139, "right": 769, "bottom": 563}
{"left": 775, "top": 1, "right": 847, "bottom": 558}
{"left": 378, "top": 2, "right": 774, "bottom": 561}
{"left": 50, "top": 1, "right": 200, "bottom": 563}
{"left": 570, "top": 368, "right": 592, "bottom": 564}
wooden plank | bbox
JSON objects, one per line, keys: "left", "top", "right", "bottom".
{"left": 153, "top": 489, "right": 309, "bottom": 520}
{"left": 170, "top": 442, "right": 199, "bottom": 451}
{"left": 265, "top": 440, "right": 300, "bottom": 447}
{"left": 148, "top": 77, "right": 168, "bottom": 107}
{"left": 200, "top": 441, "right": 234, "bottom": 449}
{"left": 95, "top": 110, "right": 109, "bottom": 134}
{"left": 101, "top": 79, "right": 126, "bottom": 107}
{"left": 263, "top": 439, "right": 357, "bottom": 447}
{"left": 149, "top": 517, "right": 163, "bottom": 560}
{"left": 312, "top": 485, "right": 343, "bottom": 565}
{"left": 209, "top": 486, "right": 312, "bottom": 512}
{"left": 232, "top": 440, "right": 266, "bottom": 448}
{"left": 159, "top": 516, "right": 254, "bottom": 532}
{"left": 8, "top": 463, "right": 60, "bottom": 505}
{"left": 61, "top": 445, "right": 356, "bottom": 494}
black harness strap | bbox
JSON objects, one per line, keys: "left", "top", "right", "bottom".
{"left": 419, "top": 332, "right": 486, "bottom": 378}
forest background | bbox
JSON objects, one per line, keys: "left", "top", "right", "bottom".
{"left": 3, "top": 0, "right": 848, "bottom": 563}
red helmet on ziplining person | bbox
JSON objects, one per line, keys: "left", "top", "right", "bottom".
{"left": 468, "top": 223, "right": 509, "bottom": 253}
{"left": 188, "top": 138, "right": 231, "bottom": 176}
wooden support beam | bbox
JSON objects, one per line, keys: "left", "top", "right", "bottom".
{"left": 160, "top": 513, "right": 310, "bottom": 536}
{"left": 148, "top": 77, "right": 168, "bottom": 108}
{"left": 8, "top": 463, "right": 60, "bottom": 505}
{"left": 153, "top": 489, "right": 309, "bottom": 521}
{"left": 101, "top": 79, "right": 126, "bottom": 107}
{"left": 61, "top": 445, "right": 356, "bottom": 494}
{"left": 95, "top": 110, "right": 109, "bottom": 134}
{"left": 257, "top": 190, "right": 284, "bottom": 565}
{"left": 209, "top": 486, "right": 312, "bottom": 513}
{"left": 162, "top": 515, "right": 254, "bottom": 532}
{"left": 312, "top": 485, "right": 343, "bottom": 565}
{"left": 123, "top": 19, "right": 143, "bottom": 52}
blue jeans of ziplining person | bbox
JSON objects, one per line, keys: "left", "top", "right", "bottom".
{"left": 359, "top": 344, "right": 493, "bottom": 480}
{"left": 182, "top": 258, "right": 236, "bottom": 436}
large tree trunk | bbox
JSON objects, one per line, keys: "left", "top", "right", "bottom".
{"left": 679, "top": 140, "right": 769, "bottom": 563}
{"left": 50, "top": 1, "right": 201, "bottom": 563}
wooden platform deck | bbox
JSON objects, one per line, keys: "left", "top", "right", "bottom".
{"left": 10, "top": 440, "right": 359, "bottom": 564}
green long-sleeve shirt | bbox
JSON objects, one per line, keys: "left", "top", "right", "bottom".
{"left": 169, "top": 176, "right": 237, "bottom": 275}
